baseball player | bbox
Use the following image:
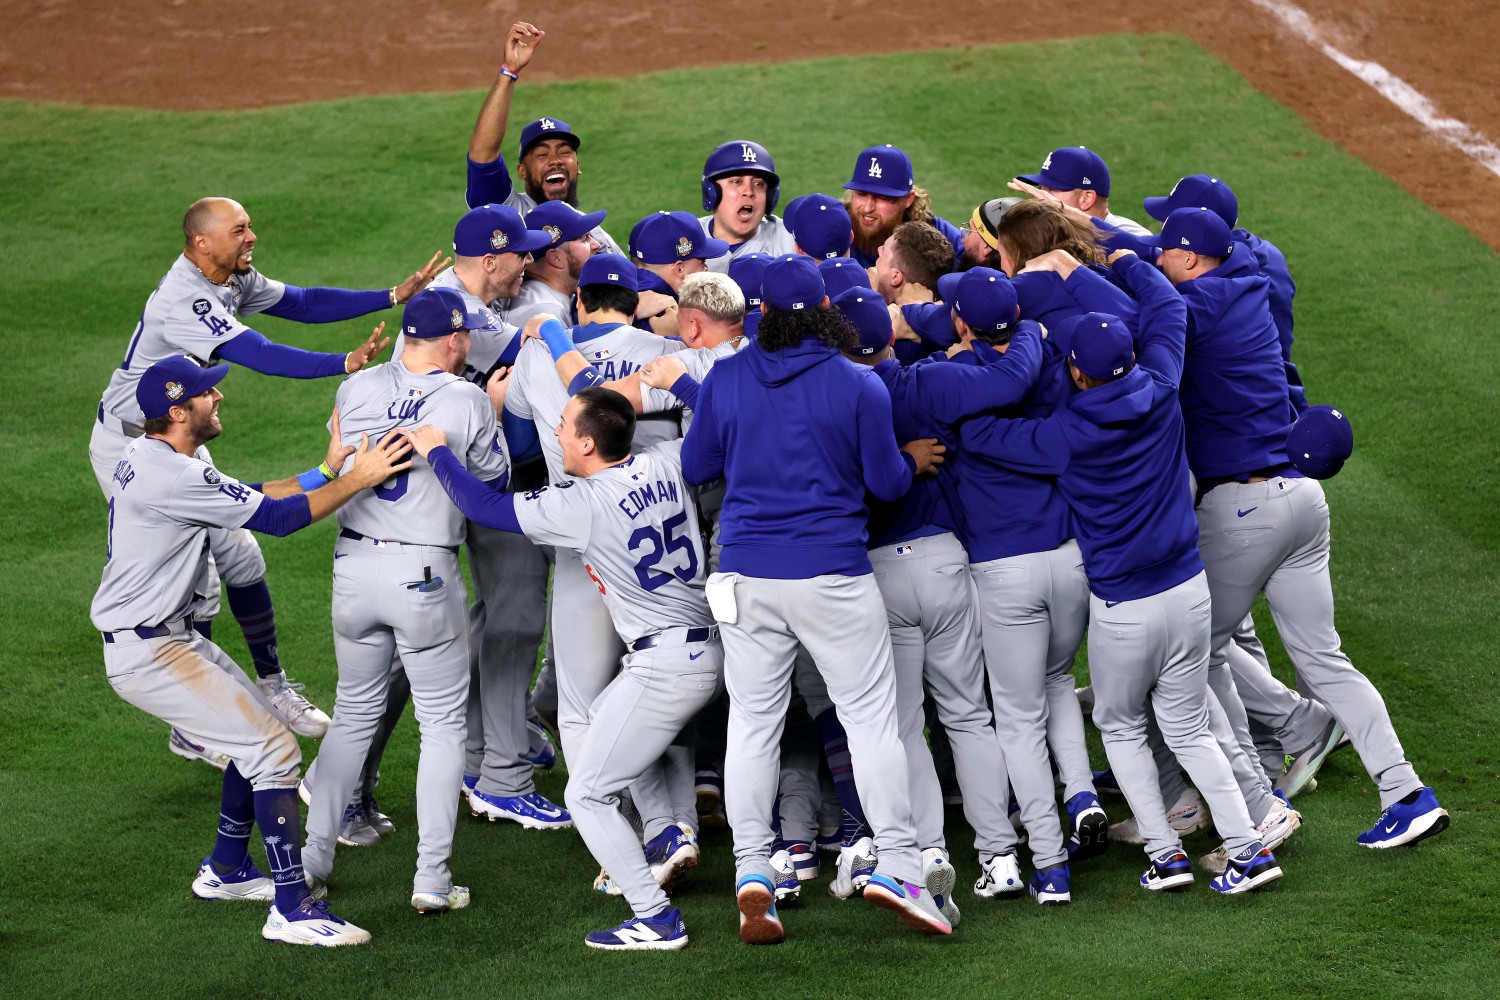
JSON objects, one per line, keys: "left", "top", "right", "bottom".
{"left": 629, "top": 213, "right": 731, "bottom": 337}
{"left": 783, "top": 193, "right": 855, "bottom": 262}
{"left": 503, "top": 200, "right": 606, "bottom": 328}
{"left": 679, "top": 254, "right": 952, "bottom": 942}
{"left": 90, "top": 196, "right": 445, "bottom": 758}
{"left": 698, "top": 141, "right": 796, "bottom": 273}
{"left": 301, "top": 286, "right": 511, "bottom": 914}
{"left": 958, "top": 197, "right": 1024, "bottom": 270}
{"left": 94, "top": 354, "right": 412, "bottom": 945}
{"left": 955, "top": 252, "right": 1285, "bottom": 894}
{"left": 1146, "top": 208, "right": 1449, "bottom": 849}
{"left": 1010, "top": 146, "right": 1152, "bottom": 237}
{"left": 873, "top": 221, "right": 957, "bottom": 363}
{"left": 842, "top": 145, "right": 964, "bottom": 270}
{"left": 407, "top": 387, "right": 722, "bottom": 950}
{"left": 465, "top": 22, "right": 621, "bottom": 255}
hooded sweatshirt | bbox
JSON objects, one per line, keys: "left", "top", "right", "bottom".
{"left": 682, "top": 334, "right": 913, "bottom": 578}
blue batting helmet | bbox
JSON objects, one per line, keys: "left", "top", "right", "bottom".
{"left": 701, "top": 140, "right": 780, "bottom": 213}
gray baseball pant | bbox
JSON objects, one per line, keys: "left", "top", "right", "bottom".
{"left": 716, "top": 572, "right": 922, "bottom": 886}
{"left": 303, "top": 538, "right": 469, "bottom": 896}
{"left": 1198, "top": 476, "right": 1421, "bottom": 809}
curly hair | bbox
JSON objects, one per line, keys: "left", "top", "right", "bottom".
{"left": 757, "top": 303, "right": 860, "bottom": 354}
{"left": 995, "top": 200, "right": 1107, "bottom": 269}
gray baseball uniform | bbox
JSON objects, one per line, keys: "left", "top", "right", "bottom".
{"left": 697, "top": 215, "right": 796, "bottom": 275}
{"left": 503, "top": 277, "right": 574, "bottom": 330}
{"left": 302, "top": 361, "right": 506, "bottom": 897}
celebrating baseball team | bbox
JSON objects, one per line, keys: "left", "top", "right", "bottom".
{"left": 89, "top": 21, "right": 1451, "bottom": 952}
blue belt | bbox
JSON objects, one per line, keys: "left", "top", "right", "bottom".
{"left": 630, "top": 626, "right": 719, "bottom": 652}
{"left": 102, "top": 624, "right": 173, "bottom": 643}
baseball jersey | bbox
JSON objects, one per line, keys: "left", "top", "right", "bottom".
{"left": 100, "top": 255, "right": 286, "bottom": 426}
{"left": 333, "top": 362, "right": 507, "bottom": 548}
{"left": 514, "top": 442, "right": 711, "bottom": 643}
{"left": 639, "top": 337, "right": 746, "bottom": 434}
{"left": 91, "top": 436, "right": 264, "bottom": 631}
{"left": 503, "top": 277, "right": 574, "bottom": 330}
{"left": 1105, "top": 212, "right": 1153, "bottom": 238}
{"left": 465, "top": 158, "right": 623, "bottom": 256}
{"left": 505, "top": 324, "right": 681, "bottom": 482}
{"left": 697, "top": 214, "right": 795, "bottom": 274}
{"left": 390, "top": 268, "right": 523, "bottom": 391}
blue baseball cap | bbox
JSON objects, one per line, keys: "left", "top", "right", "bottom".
{"left": 137, "top": 355, "right": 229, "bottom": 420}
{"left": 454, "top": 204, "right": 553, "bottom": 257}
{"left": 818, "top": 256, "right": 872, "bottom": 297}
{"left": 937, "top": 267, "right": 1018, "bottom": 336}
{"left": 633, "top": 212, "right": 730, "bottom": 265}
{"left": 1144, "top": 174, "right": 1239, "bottom": 227}
{"left": 1018, "top": 146, "right": 1111, "bottom": 196}
{"left": 728, "top": 252, "right": 773, "bottom": 310}
{"left": 786, "top": 193, "right": 854, "bottom": 259}
{"left": 402, "top": 286, "right": 487, "bottom": 340}
{"left": 518, "top": 116, "right": 581, "bottom": 159}
{"left": 833, "top": 288, "right": 893, "bottom": 356}
{"left": 525, "top": 201, "right": 607, "bottom": 252}
{"left": 1064, "top": 313, "right": 1134, "bottom": 381}
{"left": 578, "top": 252, "right": 638, "bottom": 291}
{"left": 1143, "top": 206, "right": 1234, "bottom": 257}
{"left": 1287, "top": 404, "right": 1354, "bottom": 479}
{"left": 761, "top": 254, "right": 826, "bottom": 311}
{"left": 844, "top": 145, "right": 915, "bottom": 199}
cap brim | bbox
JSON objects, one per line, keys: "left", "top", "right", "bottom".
{"left": 198, "top": 363, "right": 231, "bottom": 394}
{"left": 511, "top": 230, "right": 558, "bottom": 254}
{"left": 842, "top": 180, "right": 912, "bottom": 199}
{"left": 1142, "top": 196, "right": 1172, "bottom": 222}
{"left": 936, "top": 271, "right": 964, "bottom": 304}
{"left": 522, "top": 131, "right": 581, "bottom": 156}
{"left": 1015, "top": 172, "right": 1051, "bottom": 188}
{"left": 694, "top": 236, "right": 732, "bottom": 260}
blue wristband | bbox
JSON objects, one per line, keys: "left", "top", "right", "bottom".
{"left": 567, "top": 368, "right": 606, "bottom": 396}
{"left": 297, "top": 467, "right": 327, "bottom": 492}
{"left": 539, "top": 319, "right": 574, "bottom": 361}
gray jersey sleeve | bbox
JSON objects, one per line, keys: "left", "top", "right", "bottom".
{"left": 162, "top": 462, "right": 266, "bottom": 530}
{"left": 513, "top": 479, "right": 593, "bottom": 551}
{"left": 236, "top": 269, "right": 288, "bottom": 315}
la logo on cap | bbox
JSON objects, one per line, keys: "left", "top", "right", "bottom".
{"left": 676, "top": 236, "right": 694, "bottom": 258}
{"left": 491, "top": 229, "right": 509, "bottom": 250}
{"left": 540, "top": 118, "right": 556, "bottom": 130}
{"left": 1042, "top": 152, "right": 1053, "bottom": 170}
{"left": 742, "top": 144, "right": 758, "bottom": 162}
{"left": 868, "top": 157, "right": 883, "bottom": 179}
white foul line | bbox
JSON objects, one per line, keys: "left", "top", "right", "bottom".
{"left": 1248, "top": 0, "right": 1500, "bottom": 178}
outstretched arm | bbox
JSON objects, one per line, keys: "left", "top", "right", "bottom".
{"left": 213, "top": 322, "right": 390, "bottom": 378}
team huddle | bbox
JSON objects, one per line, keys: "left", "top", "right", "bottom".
{"left": 89, "top": 21, "right": 1450, "bottom": 951}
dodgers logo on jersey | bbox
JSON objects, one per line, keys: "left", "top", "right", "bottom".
{"left": 192, "top": 299, "right": 212, "bottom": 316}
{"left": 741, "top": 143, "right": 758, "bottom": 162}
{"left": 867, "top": 157, "right": 883, "bottom": 179}
{"left": 491, "top": 229, "right": 509, "bottom": 251}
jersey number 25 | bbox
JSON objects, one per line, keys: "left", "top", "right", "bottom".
{"left": 629, "top": 511, "right": 699, "bottom": 592}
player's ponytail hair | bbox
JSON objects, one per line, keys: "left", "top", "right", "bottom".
{"left": 757, "top": 303, "right": 860, "bottom": 354}
{"left": 995, "top": 200, "right": 1107, "bottom": 270}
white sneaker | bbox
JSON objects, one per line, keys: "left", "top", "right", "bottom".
{"left": 412, "top": 885, "right": 470, "bottom": 914}
{"left": 1110, "top": 788, "right": 1210, "bottom": 845}
{"left": 257, "top": 671, "right": 331, "bottom": 739}
{"left": 1258, "top": 799, "right": 1303, "bottom": 852}
{"left": 168, "top": 728, "right": 229, "bottom": 771}
{"left": 923, "top": 851, "right": 961, "bottom": 928}
{"left": 262, "top": 897, "right": 371, "bottom": 946}
{"left": 191, "top": 857, "right": 274, "bottom": 901}
{"left": 828, "top": 836, "right": 877, "bottom": 899}
{"left": 973, "top": 852, "right": 1025, "bottom": 898}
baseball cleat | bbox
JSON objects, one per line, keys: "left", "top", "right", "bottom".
{"left": 524, "top": 715, "right": 557, "bottom": 771}
{"left": 262, "top": 897, "right": 371, "bottom": 946}
{"left": 1356, "top": 787, "right": 1450, "bottom": 849}
{"left": 695, "top": 769, "right": 727, "bottom": 831}
{"left": 168, "top": 727, "right": 229, "bottom": 771}
{"left": 460, "top": 774, "right": 478, "bottom": 799}
{"left": 1110, "top": 787, "right": 1210, "bottom": 845}
{"left": 1257, "top": 797, "right": 1303, "bottom": 853}
{"left": 362, "top": 793, "right": 395, "bottom": 837}
{"left": 592, "top": 868, "right": 624, "bottom": 897}
{"left": 736, "top": 874, "right": 785, "bottom": 945}
{"left": 1066, "top": 790, "right": 1110, "bottom": 860}
{"left": 1092, "top": 768, "right": 1123, "bottom": 797}
{"left": 828, "top": 836, "right": 877, "bottom": 899}
{"left": 646, "top": 823, "right": 699, "bottom": 893}
{"left": 974, "top": 852, "right": 1025, "bottom": 898}
{"left": 337, "top": 801, "right": 380, "bottom": 847}
{"left": 784, "top": 841, "right": 820, "bottom": 880}
{"left": 1210, "top": 842, "right": 1282, "bottom": 894}
{"left": 1028, "top": 865, "right": 1072, "bottom": 906}
{"left": 1140, "top": 849, "right": 1195, "bottom": 892}
{"left": 191, "top": 856, "right": 274, "bottom": 902}
{"left": 412, "top": 885, "right": 470, "bottom": 914}
{"left": 1279, "top": 718, "right": 1346, "bottom": 799}
{"left": 585, "top": 907, "right": 689, "bottom": 951}
{"left": 923, "top": 853, "right": 961, "bottom": 928}
{"left": 863, "top": 873, "right": 953, "bottom": 935}
{"left": 257, "top": 671, "right": 331, "bottom": 739}
{"left": 770, "top": 849, "right": 802, "bottom": 902}
{"left": 468, "top": 789, "right": 573, "bottom": 830}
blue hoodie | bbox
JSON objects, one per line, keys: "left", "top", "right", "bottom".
{"left": 682, "top": 335, "right": 913, "bottom": 578}
{"left": 957, "top": 258, "right": 1201, "bottom": 602}
{"left": 1014, "top": 266, "right": 1139, "bottom": 332}
{"left": 1176, "top": 243, "right": 1297, "bottom": 481}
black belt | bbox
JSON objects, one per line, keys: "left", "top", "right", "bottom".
{"left": 631, "top": 626, "right": 719, "bottom": 652}
{"left": 1195, "top": 464, "right": 1294, "bottom": 505}
{"left": 102, "top": 624, "right": 173, "bottom": 643}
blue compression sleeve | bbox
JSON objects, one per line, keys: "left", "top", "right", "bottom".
{"left": 568, "top": 368, "right": 606, "bottom": 395}
{"left": 243, "top": 494, "right": 313, "bottom": 537}
{"left": 500, "top": 407, "right": 542, "bottom": 464}
{"left": 429, "top": 446, "right": 523, "bottom": 532}
{"left": 668, "top": 373, "right": 700, "bottom": 410}
{"left": 214, "top": 329, "right": 348, "bottom": 378}
{"left": 261, "top": 285, "right": 390, "bottom": 323}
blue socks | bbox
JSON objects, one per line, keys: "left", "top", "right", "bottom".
{"left": 253, "top": 787, "right": 310, "bottom": 913}
{"left": 209, "top": 764, "right": 254, "bottom": 875}
{"left": 226, "top": 580, "right": 280, "bottom": 679}
{"left": 815, "top": 708, "right": 870, "bottom": 837}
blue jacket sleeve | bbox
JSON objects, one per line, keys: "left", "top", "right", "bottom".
{"left": 213, "top": 329, "right": 349, "bottom": 378}
{"left": 681, "top": 371, "right": 725, "bottom": 486}
{"left": 1090, "top": 217, "right": 1159, "bottom": 261}
{"left": 243, "top": 494, "right": 313, "bottom": 536}
{"left": 261, "top": 285, "right": 390, "bottom": 323}
{"left": 500, "top": 408, "right": 542, "bottom": 464}
{"left": 428, "top": 446, "right": 522, "bottom": 532}
{"left": 466, "top": 156, "right": 514, "bottom": 209}
{"left": 958, "top": 413, "right": 1073, "bottom": 477}
{"left": 917, "top": 323, "right": 1042, "bottom": 426}
{"left": 1111, "top": 254, "right": 1188, "bottom": 387}
{"left": 857, "top": 373, "right": 915, "bottom": 502}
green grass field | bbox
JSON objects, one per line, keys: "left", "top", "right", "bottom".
{"left": 2, "top": 32, "right": 1497, "bottom": 999}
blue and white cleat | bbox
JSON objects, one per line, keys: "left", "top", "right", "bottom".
{"left": 1140, "top": 849, "right": 1195, "bottom": 892}
{"left": 736, "top": 874, "right": 785, "bottom": 945}
{"left": 337, "top": 801, "right": 380, "bottom": 847}
{"left": 828, "top": 836, "right": 877, "bottom": 899}
{"left": 468, "top": 789, "right": 573, "bottom": 830}
{"left": 864, "top": 872, "right": 953, "bottom": 935}
{"left": 923, "top": 852, "right": 961, "bottom": 927}
{"left": 1356, "top": 788, "right": 1450, "bottom": 849}
{"left": 460, "top": 774, "right": 478, "bottom": 798}
{"left": 1028, "top": 865, "right": 1072, "bottom": 906}
{"left": 586, "top": 907, "right": 689, "bottom": 951}
{"left": 770, "top": 849, "right": 802, "bottom": 903}
{"left": 168, "top": 728, "right": 229, "bottom": 771}
{"left": 191, "top": 856, "right": 274, "bottom": 902}
{"left": 1211, "top": 841, "right": 1282, "bottom": 894}
{"left": 524, "top": 715, "right": 557, "bottom": 770}
{"left": 1066, "top": 791, "right": 1109, "bottom": 860}
{"left": 646, "top": 823, "right": 699, "bottom": 892}
{"left": 412, "top": 885, "right": 470, "bottom": 914}
{"left": 785, "top": 841, "right": 820, "bottom": 881}
{"left": 815, "top": 825, "right": 842, "bottom": 854}
{"left": 262, "top": 897, "right": 371, "bottom": 946}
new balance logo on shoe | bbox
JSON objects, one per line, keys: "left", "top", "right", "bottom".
{"left": 613, "top": 924, "right": 662, "bottom": 945}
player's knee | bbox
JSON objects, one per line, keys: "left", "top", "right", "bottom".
{"left": 243, "top": 730, "right": 302, "bottom": 786}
